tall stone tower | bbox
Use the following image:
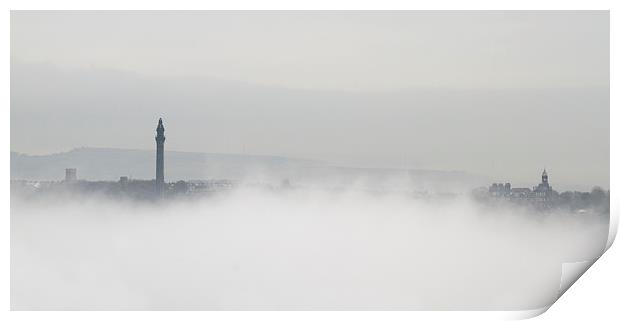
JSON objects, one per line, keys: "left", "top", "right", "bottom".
{"left": 541, "top": 169, "right": 549, "bottom": 187}
{"left": 155, "top": 118, "right": 166, "bottom": 197}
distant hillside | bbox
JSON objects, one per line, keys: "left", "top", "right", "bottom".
{"left": 10, "top": 147, "right": 321, "bottom": 181}
{"left": 11, "top": 147, "right": 489, "bottom": 192}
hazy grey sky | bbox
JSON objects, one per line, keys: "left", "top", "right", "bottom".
{"left": 10, "top": 11, "right": 609, "bottom": 189}
{"left": 12, "top": 11, "right": 609, "bottom": 91}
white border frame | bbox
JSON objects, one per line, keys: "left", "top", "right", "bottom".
{"left": 2, "top": 1, "right": 616, "bottom": 320}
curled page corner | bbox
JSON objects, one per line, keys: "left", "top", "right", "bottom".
{"left": 605, "top": 208, "right": 618, "bottom": 251}
{"left": 504, "top": 257, "right": 598, "bottom": 320}
{"left": 556, "top": 259, "right": 598, "bottom": 301}
{"left": 506, "top": 306, "right": 551, "bottom": 320}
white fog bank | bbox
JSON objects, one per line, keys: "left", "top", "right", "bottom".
{"left": 11, "top": 189, "right": 609, "bottom": 310}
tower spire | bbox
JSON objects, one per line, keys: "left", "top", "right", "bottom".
{"left": 155, "top": 118, "right": 166, "bottom": 198}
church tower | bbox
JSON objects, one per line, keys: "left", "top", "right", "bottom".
{"left": 533, "top": 168, "right": 552, "bottom": 204}
{"left": 155, "top": 118, "right": 166, "bottom": 197}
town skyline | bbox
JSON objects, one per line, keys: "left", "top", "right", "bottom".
{"left": 10, "top": 117, "right": 609, "bottom": 194}
{"left": 8, "top": 144, "right": 608, "bottom": 193}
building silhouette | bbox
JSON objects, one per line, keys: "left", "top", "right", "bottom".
{"left": 531, "top": 169, "right": 552, "bottom": 202}
{"left": 488, "top": 169, "right": 553, "bottom": 204}
{"left": 155, "top": 118, "right": 166, "bottom": 197}
{"left": 119, "top": 176, "right": 128, "bottom": 189}
{"left": 65, "top": 168, "right": 77, "bottom": 182}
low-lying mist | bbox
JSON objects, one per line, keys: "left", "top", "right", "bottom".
{"left": 11, "top": 187, "right": 609, "bottom": 310}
